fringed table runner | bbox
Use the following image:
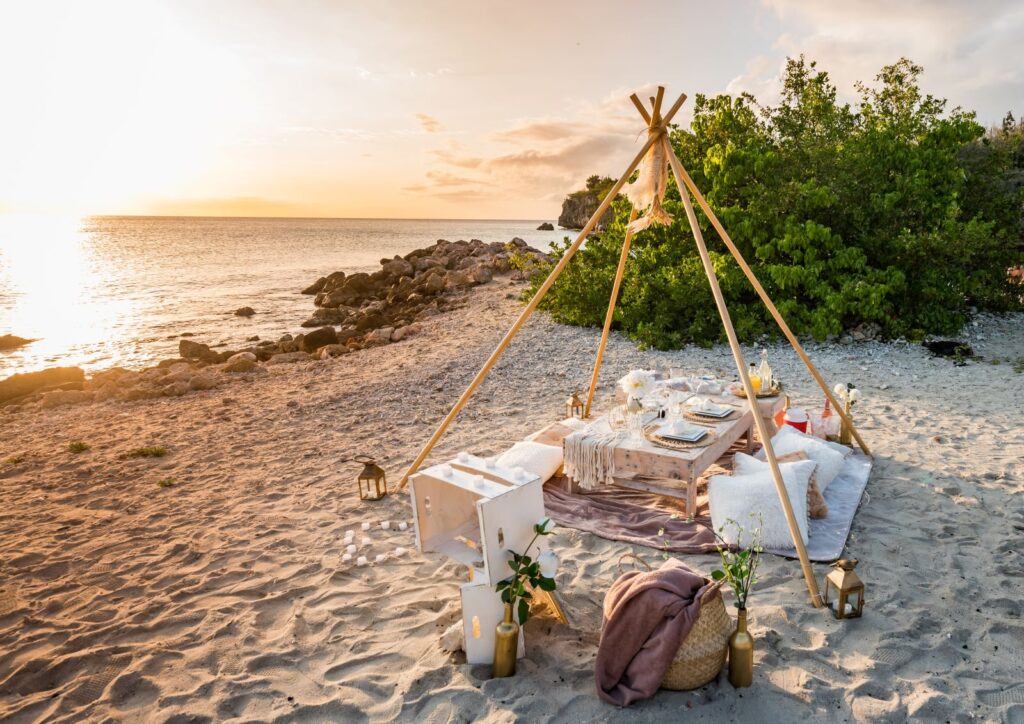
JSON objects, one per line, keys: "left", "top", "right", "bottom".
{"left": 564, "top": 418, "right": 624, "bottom": 491}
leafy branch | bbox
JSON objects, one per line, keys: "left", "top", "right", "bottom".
{"left": 494, "top": 518, "right": 557, "bottom": 625}
{"left": 711, "top": 514, "right": 764, "bottom": 610}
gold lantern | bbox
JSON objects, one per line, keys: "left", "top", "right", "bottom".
{"left": 354, "top": 455, "right": 387, "bottom": 501}
{"left": 823, "top": 559, "right": 865, "bottom": 619}
{"left": 566, "top": 391, "right": 585, "bottom": 419}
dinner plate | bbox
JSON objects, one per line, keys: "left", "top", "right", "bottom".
{"left": 654, "top": 422, "right": 707, "bottom": 442}
{"left": 689, "top": 404, "right": 732, "bottom": 418}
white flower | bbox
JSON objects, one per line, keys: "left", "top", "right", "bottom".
{"left": 620, "top": 370, "right": 656, "bottom": 399}
{"left": 833, "top": 382, "right": 846, "bottom": 397}
{"left": 849, "top": 388, "right": 861, "bottom": 403}
{"left": 538, "top": 550, "right": 559, "bottom": 578}
{"left": 535, "top": 517, "right": 553, "bottom": 534}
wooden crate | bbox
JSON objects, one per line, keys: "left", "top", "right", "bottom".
{"left": 460, "top": 580, "right": 525, "bottom": 665}
{"left": 408, "top": 461, "right": 548, "bottom": 586}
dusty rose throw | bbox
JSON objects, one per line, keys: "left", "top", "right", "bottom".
{"left": 595, "top": 558, "right": 710, "bottom": 706}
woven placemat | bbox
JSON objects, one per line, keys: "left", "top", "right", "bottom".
{"left": 733, "top": 383, "right": 782, "bottom": 399}
{"left": 683, "top": 408, "right": 740, "bottom": 423}
{"left": 644, "top": 424, "right": 717, "bottom": 450}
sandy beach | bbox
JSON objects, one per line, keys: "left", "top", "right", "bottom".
{"left": 1, "top": 276, "right": 1023, "bottom": 723}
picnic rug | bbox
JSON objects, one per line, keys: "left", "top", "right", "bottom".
{"left": 543, "top": 452, "right": 872, "bottom": 562}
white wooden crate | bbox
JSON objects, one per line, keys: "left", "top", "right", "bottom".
{"left": 460, "top": 580, "right": 526, "bottom": 665}
{"left": 408, "top": 459, "right": 548, "bottom": 586}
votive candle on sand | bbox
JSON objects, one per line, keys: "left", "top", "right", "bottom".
{"left": 356, "top": 556, "right": 367, "bottom": 567}
{"left": 361, "top": 522, "right": 371, "bottom": 531}
{"left": 398, "top": 522, "right": 408, "bottom": 531}
{"left": 381, "top": 521, "right": 391, "bottom": 530}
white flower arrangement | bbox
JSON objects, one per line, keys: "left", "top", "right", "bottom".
{"left": 620, "top": 370, "right": 656, "bottom": 400}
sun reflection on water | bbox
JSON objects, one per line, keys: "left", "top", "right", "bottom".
{"left": 0, "top": 214, "right": 138, "bottom": 374}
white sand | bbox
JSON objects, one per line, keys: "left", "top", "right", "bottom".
{"left": 1, "top": 278, "right": 1022, "bottom": 722}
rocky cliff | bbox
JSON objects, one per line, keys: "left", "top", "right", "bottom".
{"left": 557, "top": 175, "right": 616, "bottom": 230}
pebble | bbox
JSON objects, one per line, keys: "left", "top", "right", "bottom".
{"left": 361, "top": 536, "right": 371, "bottom": 546}
{"left": 375, "top": 554, "right": 386, "bottom": 563}
{"left": 342, "top": 553, "right": 352, "bottom": 563}
{"left": 346, "top": 544, "right": 357, "bottom": 555}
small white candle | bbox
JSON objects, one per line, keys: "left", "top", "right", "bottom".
{"left": 361, "top": 536, "right": 371, "bottom": 546}
{"left": 345, "top": 544, "right": 356, "bottom": 555}
{"left": 341, "top": 553, "right": 352, "bottom": 563}
{"left": 375, "top": 554, "right": 386, "bottom": 563}
{"left": 439, "top": 464, "right": 452, "bottom": 477}
{"left": 394, "top": 546, "right": 407, "bottom": 557}
{"left": 381, "top": 521, "right": 391, "bottom": 530}
{"left": 361, "top": 522, "right": 370, "bottom": 531}
{"left": 398, "top": 522, "right": 408, "bottom": 531}
{"left": 472, "top": 475, "right": 486, "bottom": 489}
{"left": 485, "top": 457, "right": 497, "bottom": 469}
{"left": 457, "top": 451, "right": 470, "bottom": 463}
{"left": 356, "top": 556, "right": 367, "bottom": 567}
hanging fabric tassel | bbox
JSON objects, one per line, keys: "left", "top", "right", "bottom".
{"left": 622, "top": 134, "right": 674, "bottom": 234}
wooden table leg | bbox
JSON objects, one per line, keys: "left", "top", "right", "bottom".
{"left": 744, "top": 424, "right": 755, "bottom": 453}
{"left": 686, "top": 473, "right": 697, "bottom": 520}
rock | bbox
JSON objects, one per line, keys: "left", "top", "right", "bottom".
{"left": 223, "top": 351, "right": 257, "bottom": 373}
{"left": 382, "top": 256, "right": 414, "bottom": 278}
{"left": 471, "top": 264, "right": 493, "bottom": 284}
{"left": 162, "top": 381, "right": 190, "bottom": 397}
{"left": 317, "top": 344, "right": 350, "bottom": 359}
{"left": 234, "top": 306, "right": 256, "bottom": 317}
{"left": 558, "top": 177, "right": 614, "bottom": 230}
{"left": 38, "top": 389, "right": 93, "bottom": 409}
{"left": 366, "top": 327, "right": 394, "bottom": 346}
{"left": 422, "top": 271, "right": 446, "bottom": 295}
{"left": 0, "top": 334, "right": 35, "bottom": 351}
{"left": 188, "top": 373, "right": 219, "bottom": 391}
{"left": 302, "top": 276, "right": 328, "bottom": 295}
{"left": 266, "top": 351, "right": 310, "bottom": 365}
{"left": 247, "top": 335, "right": 260, "bottom": 341}
{"left": 445, "top": 269, "right": 476, "bottom": 289}
{"left": 536, "top": 222, "right": 554, "bottom": 230}
{"left": 301, "top": 307, "right": 349, "bottom": 328}
{"left": 300, "top": 326, "right": 338, "bottom": 352}
{"left": 0, "top": 366, "right": 85, "bottom": 404}
{"left": 179, "top": 339, "right": 219, "bottom": 362}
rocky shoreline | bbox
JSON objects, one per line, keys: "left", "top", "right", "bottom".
{"left": 0, "top": 238, "right": 550, "bottom": 409}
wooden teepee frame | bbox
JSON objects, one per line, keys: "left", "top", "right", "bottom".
{"left": 398, "top": 87, "right": 871, "bottom": 607}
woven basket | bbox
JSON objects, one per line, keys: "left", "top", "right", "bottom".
{"left": 661, "top": 580, "right": 731, "bottom": 690}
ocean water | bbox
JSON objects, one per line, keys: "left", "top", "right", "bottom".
{"left": 0, "top": 216, "right": 565, "bottom": 377}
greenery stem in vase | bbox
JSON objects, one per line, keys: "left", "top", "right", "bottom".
{"left": 494, "top": 517, "right": 558, "bottom": 625}
{"left": 713, "top": 515, "right": 763, "bottom": 688}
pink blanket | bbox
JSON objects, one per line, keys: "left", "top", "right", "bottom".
{"left": 595, "top": 558, "right": 711, "bottom": 706}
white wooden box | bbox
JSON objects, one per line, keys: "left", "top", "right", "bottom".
{"left": 408, "top": 458, "right": 548, "bottom": 586}
{"left": 460, "top": 580, "right": 526, "bottom": 665}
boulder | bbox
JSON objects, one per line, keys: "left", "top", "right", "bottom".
{"left": 301, "top": 307, "right": 348, "bottom": 328}
{"left": 0, "top": 366, "right": 85, "bottom": 404}
{"left": 365, "top": 327, "right": 394, "bottom": 346}
{"left": 391, "top": 323, "right": 420, "bottom": 342}
{"left": 0, "top": 334, "right": 35, "bottom": 351}
{"left": 179, "top": 339, "right": 219, "bottom": 362}
{"left": 537, "top": 222, "right": 554, "bottom": 230}
{"left": 234, "top": 306, "right": 256, "bottom": 317}
{"left": 382, "top": 256, "right": 414, "bottom": 278}
{"left": 162, "top": 381, "right": 190, "bottom": 397}
{"left": 300, "top": 326, "right": 337, "bottom": 352}
{"left": 224, "top": 351, "right": 257, "bottom": 373}
{"left": 445, "top": 269, "right": 475, "bottom": 289}
{"left": 471, "top": 264, "right": 493, "bottom": 284}
{"left": 302, "top": 276, "right": 328, "bottom": 295}
{"left": 188, "top": 373, "right": 219, "bottom": 391}
{"left": 266, "top": 351, "right": 310, "bottom": 365}
{"left": 38, "top": 389, "right": 93, "bottom": 409}
{"left": 317, "top": 344, "right": 350, "bottom": 359}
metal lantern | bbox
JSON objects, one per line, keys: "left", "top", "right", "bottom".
{"left": 823, "top": 559, "right": 865, "bottom": 619}
{"left": 355, "top": 454, "right": 387, "bottom": 501}
{"left": 566, "top": 391, "right": 585, "bottom": 420}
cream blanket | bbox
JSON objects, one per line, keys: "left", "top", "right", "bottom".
{"left": 563, "top": 419, "right": 623, "bottom": 491}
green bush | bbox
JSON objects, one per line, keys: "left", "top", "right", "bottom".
{"left": 529, "top": 57, "right": 1023, "bottom": 347}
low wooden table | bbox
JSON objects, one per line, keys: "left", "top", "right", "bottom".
{"left": 571, "top": 394, "right": 786, "bottom": 519}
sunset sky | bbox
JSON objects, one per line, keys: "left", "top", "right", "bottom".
{"left": 1, "top": 0, "right": 1022, "bottom": 220}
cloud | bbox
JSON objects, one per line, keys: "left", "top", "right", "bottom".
{"left": 728, "top": 0, "right": 1024, "bottom": 121}
{"left": 406, "top": 88, "right": 663, "bottom": 205}
{"left": 415, "top": 113, "right": 442, "bottom": 133}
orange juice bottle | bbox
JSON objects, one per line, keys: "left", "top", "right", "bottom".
{"left": 748, "top": 363, "right": 762, "bottom": 395}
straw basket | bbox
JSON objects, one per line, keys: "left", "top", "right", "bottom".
{"left": 616, "top": 555, "right": 731, "bottom": 691}
{"left": 661, "top": 580, "right": 731, "bottom": 690}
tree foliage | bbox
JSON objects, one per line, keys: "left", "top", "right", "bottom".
{"left": 530, "top": 57, "right": 1023, "bottom": 348}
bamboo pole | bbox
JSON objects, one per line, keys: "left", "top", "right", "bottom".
{"left": 666, "top": 139, "right": 824, "bottom": 607}
{"left": 650, "top": 86, "right": 665, "bottom": 125}
{"left": 583, "top": 206, "right": 638, "bottom": 418}
{"left": 397, "top": 129, "right": 666, "bottom": 490}
{"left": 629, "top": 94, "right": 651, "bottom": 125}
{"left": 664, "top": 146, "right": 871, "bottom": 455}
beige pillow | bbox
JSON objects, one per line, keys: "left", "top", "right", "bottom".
{"left": 734, "top": 451, "right": 829, "bottom": 519}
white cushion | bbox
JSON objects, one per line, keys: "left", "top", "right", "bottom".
{"left": 495, "top": 441, "right": 563, "bottom": 482}
{"left": 708, "top": 461, "right": 814, "bottom": 548}
{"left": 758, "top": 425, "right": 848, "bottom": 493}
